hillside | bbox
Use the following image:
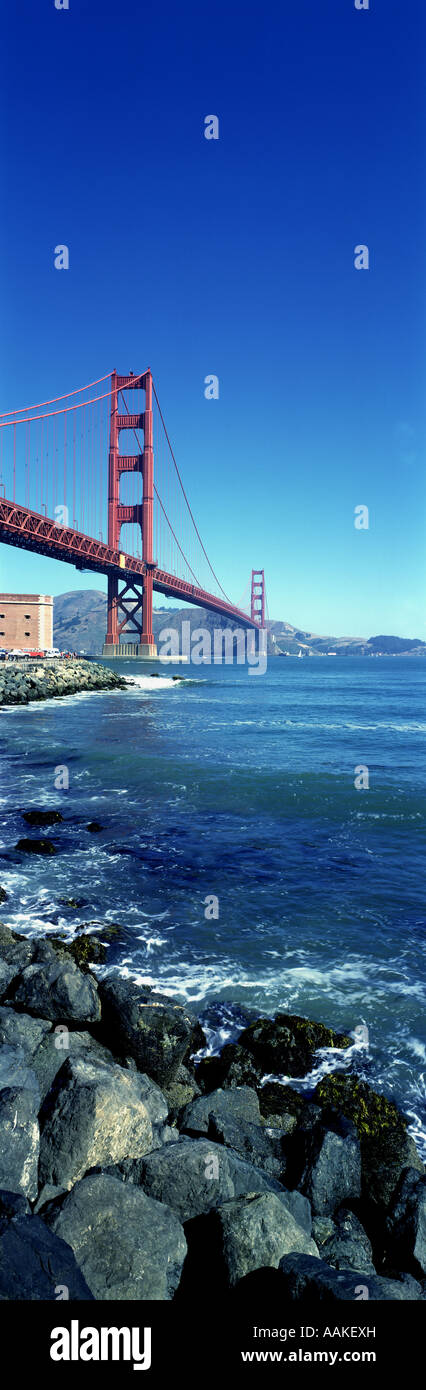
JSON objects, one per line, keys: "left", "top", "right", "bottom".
{"left": 53, "top": 590, "right": 426, "bottom": 659}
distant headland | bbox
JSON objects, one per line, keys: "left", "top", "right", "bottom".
{"left": 53, "top": 590, "right": 426, "bottom": 660}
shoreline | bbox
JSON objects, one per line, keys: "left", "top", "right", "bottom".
{"left": 0, "top": 658, "right": 127, "bottom": 707}
{"left": 0, "top": 923, "right": 424, "bottom": 1301}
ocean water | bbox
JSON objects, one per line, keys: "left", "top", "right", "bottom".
{"left": 0, "top": 655, "right": 425, "bottom": 1153}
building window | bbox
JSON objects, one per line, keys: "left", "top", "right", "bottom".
{"left": 25, "top": 631, "right": 30, "bottom": 636}
{"left": 25, "top": 615, "right": 31, "bottom": 619}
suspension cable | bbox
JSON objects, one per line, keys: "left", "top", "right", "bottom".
{"left": 152, "top": 380, "right": 231, "bottom": 602}
{"left": 118, "top": 391, "right": 203, "bottom": 587}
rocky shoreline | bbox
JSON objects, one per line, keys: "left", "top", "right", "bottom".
{"left": 0, "top": 658, "right": 126, "bottom": 706}
{"left": 0, "top": 923, "right": 424, "bottom": 1301}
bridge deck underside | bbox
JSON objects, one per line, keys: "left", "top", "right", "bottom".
{"left": 0, "top": 499, "right": 260, "bottom": 631}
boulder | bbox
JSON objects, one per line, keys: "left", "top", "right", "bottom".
{"left": 98, "top": 975, "right": 194, "bottom": 1085}
{"left": 236, "top": 1013, "right": 351, "bottom": 1078}
{"left": 0, "top": 1078, "right": 40, "bottom": 1199}
{"left": 321, "top": 1206, "right": 376, "bottom": 1274}
{"left": 0, "top": 1195, "right": 93, "bottom": 1300}
{"left": 11, "top": 953, "right": 101, "bottom": 1023}
{"left": 0, "top": 926, "right": 34, "bottom": 968}
{"left": 277, "top": 1252, "right": 422, "bottom": 1301}
{"left": 312, "top": 1215, "right": 336, "bottom": 1247}
{"left": 135, "top": 1137, "right": 285, "bottom": 1222}
{"left": 287, "top": 1107, "right": 361, "bottom": 1216}
{"left": 282, "top": 1188, "right": 313, "bottom": 1236}
{"left": 15, "top": 839, "right": 56, "bottom": 855}
{"left": 385, "top": 1168, "right": 426, "bottom": 1278}
{"left": 0, "top": 1006, "right": 51, "bottom": 1061}
{"left": 44, "top": 1173, "right": 187, "bottom": 1300}
{"left": 221, "top": 1192, "right": 319, "bottom": 1280}
{"left": 185, "top": 1019, "right": 207, "bottom": 1059}
{"left": 31, "top": 1027, "right": 117, "bottom": 1103}
{"left": 0, "top": 960, "right": 19, "bottom": 1001}
{"left": 0, "top": 1043, "right": 41, "bottom": 1093}
{"left": 0, "top": 1005, "right": 115, "bottom": 1102}
{"left": 39, "top": 1055, "right": 166, "bottom": 1189}
{"left": 162, "top": 1064, "right": 201, "bottom": 1122}
{"left": 395, "top": 1272, "right": 424, "bottom": 1297}
{"left": 179, "top": 1085, "right": 261, "bottom": 1135}
{"left": 179, "top": 1086, "right": 284, "bottom": 1177}
{"left": 179, "top": 1191, "right": 318, "bottom": 1295}
{"left": 208, "top": 1115, "right": 284, "bottom": 1178}
{"left": 314, "top": 1074, "right": 424, "bottom": 1210}
{"left": 258, "top": 1081, "right": 307, "bottom": 1133}
{"left": 22, "top": 810, "right": 63, "bottom": 826}
{"left": 0, "top": 1190, "right": 31, "bottom": 1221}
{"left": 195, "top": 1044, "right": 263, "bottom": 1093}
{"left": 49, "top": 935, "right": 108, "bottom": 971}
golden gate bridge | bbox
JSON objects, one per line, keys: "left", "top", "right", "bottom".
{"left": 0, "top": 369, "right": 265, "bottom": 658}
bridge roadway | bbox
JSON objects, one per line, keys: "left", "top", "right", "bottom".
{"left": 0, "top": 497, "right": 260, "bottom": 631}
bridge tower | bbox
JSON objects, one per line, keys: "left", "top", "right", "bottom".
{"left": 251, "top": 569, "right": 265, "bottom": 627}
{"left": 103, "top": 369, "right": 157, "bottom": 659}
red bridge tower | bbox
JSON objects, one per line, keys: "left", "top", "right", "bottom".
{"left": 103, "top": 369, "right": 157, "bottom": 658}
{"left": 251, "top": 569, "right": 265, "bottom": 628}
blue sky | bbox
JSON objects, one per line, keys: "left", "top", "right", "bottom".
{"left": 0, "top": 0, "right": 425, "bottom": 638}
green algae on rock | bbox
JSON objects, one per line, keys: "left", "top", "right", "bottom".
{"left": 49, "top": 935, "right": 108, "bottom": 972}
{"left": 236, "top": 1013, "right": 352, "bottom": 1079}
{"left": 314, "top": 1074, "right": 424, "bottom": 1209}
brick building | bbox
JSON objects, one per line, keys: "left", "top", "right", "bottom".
{"left": 0, "top": 594, "right": 53, "bottom": 650}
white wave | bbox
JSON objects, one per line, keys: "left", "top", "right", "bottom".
{"left": 124, "top": 676, "right": 181, "bottom": 690}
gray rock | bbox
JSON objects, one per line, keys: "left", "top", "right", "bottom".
{"left": 31, "top": 1027, "right": 118, "bottom": 1103}
{"left": 314, "top": 1073, "right": 424, "bottom": 1211}
{"left": 209, "top": 1116, "right": 284, "bottom": 1178}
{"left": 0, "top": 1005, "right": 51, "bottom": 1056}
{"left": 0, "top": 1199, "right": 94, "bottom": 1300}
{"left": 11, "top": 955, "right": 101, "bottom": 1023}
{"left": 0, "top": 961, "right": 18, "bottom": 1001}
{"left": 136, "top": 1137, "right": 285, "bottom": 1222}
{"left": 385, "top": 1168, "right": 426, "bottom": 1277}
{"left": 278, "top": 1252, "right": 422, "bottom": 1300}
{"left": 0, "top": 926, "right": 34, "bottom": 969}
{"left": 0, "top": 1189, "right": 31, "bottom": 1220}
{"left": 280, "top": 1188, "right": 313, "bottom": 1236}
{"left": 22, "top": 810, "right": 63, "bottom": 826}
{"left": 237, "top": 1013, "right": 351, "bottom": 1079}
{"left": 292, "top": 1118, "right": 361, "bottom": 1216}
{"left": 44, "top": 1173, "right": 187, "bottom": 1300}
{"left": 98, "top": 975, "right": 194, "bottom": 1086}
{"left": 0, "top": 1081, "right": 40, "bottom": 1199}
{"left": 15, "top": 838, "right": 57, "bottom": 855}
{"left": 0, "top": 1007, "right": 115, "bottom": 1102}
{"left": 180, "top": 1085, "right": 261, "bottom": 1135}
{"left": 179, "top": 1084, "right": 283, "bottom": 1177}
{"left": 0, "top": 1044, "right": 40, "bottom": 1094}
{"left": 312, "top": 1215, "right": 336, "bottom": 1246}
{"left": 39, "top": 1055, "right": 164, "bottom": 1189}
{"left": 33, "top": 1183, "right": 69, "bottom": 1214}
{"left": 395, "top": 1272, "right": 423, "bottom": 1296}
{"left": 162, "top": 1064, "right": 201, "bottom": 1121}
{"left": 321, "top": 1206, "right": 376, "bottom": 1274}
{"left": 196, "top": 1043, "right": 263, "bottom": 1093}
{"left": 187, "top": 1192, "right": 319, "bottom": 1290}
{"left": 258, "top": 1082, "right": 307, "bottom": 1131}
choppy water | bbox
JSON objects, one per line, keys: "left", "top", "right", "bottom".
{"left": 0, "top": 656, "right": 425, "bottom": 1152}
